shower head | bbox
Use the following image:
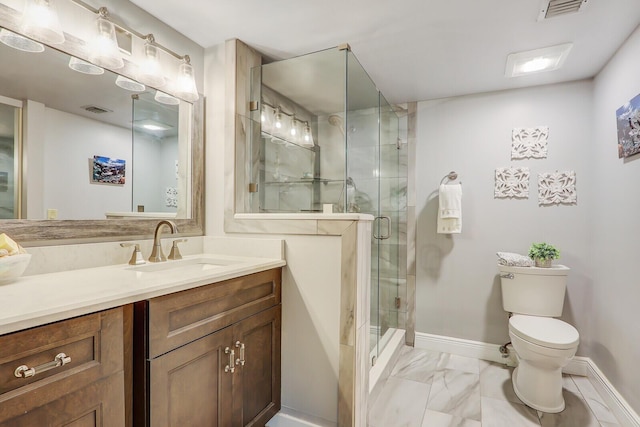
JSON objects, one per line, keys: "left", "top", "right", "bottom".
{"left": 346, "top": 176, "right": 357, "bottom": 190}
{"left": 328, "top": 115, "right": 343, "bottom": 127}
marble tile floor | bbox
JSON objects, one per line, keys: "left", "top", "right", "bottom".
{"left": 369, "top": 346, "right": 621, "bottom": 427}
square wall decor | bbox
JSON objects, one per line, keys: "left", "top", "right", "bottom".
{"left": 538, "top": 171, "right": 576, "bottom": 206}
{"left": 512, "top": 126, "right": 549, "bottom": 159}
{"left": 495, "top": 167, "right": 529, "bottom": 199}
{"left": 615, "top": 93, "right": 640, "bottom": 158}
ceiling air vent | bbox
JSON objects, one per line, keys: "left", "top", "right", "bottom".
{"left": 82, "top": 105, "right": 113, "bottom": 114}
{"left": 538, "top": 0, "right": 589, "bottom": 20}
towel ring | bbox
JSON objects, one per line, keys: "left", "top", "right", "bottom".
{"left": 440, "top": 171, "right": 461, "bottom": 186}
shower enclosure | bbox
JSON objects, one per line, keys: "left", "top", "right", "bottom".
{"left": 248, "top": 46, "right": 407, "bottom": 361}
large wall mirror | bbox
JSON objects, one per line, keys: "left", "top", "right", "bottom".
{"left": 0, "top": 2, "right": 204, "bottom": 244}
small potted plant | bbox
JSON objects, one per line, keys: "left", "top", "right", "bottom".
{"left": 528, "top": 242, "right": 560, "bottom": 268}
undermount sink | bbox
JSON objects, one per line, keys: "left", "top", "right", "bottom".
{"left": 128, "top": 257, "right": 240, "bottom": 273}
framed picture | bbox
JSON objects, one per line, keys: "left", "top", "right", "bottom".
{"left": 616, "top": 93, "right": 640, "bottom": 158}
{"left": 91, "top": 155, "right": 126, "bottom": 185}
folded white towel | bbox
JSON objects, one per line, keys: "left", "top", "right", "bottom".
{"left": 497, "top": 252, "right": 534, "bottom": 267}
{"left": 437, "top": 184, "right": 462, "bottom": 234}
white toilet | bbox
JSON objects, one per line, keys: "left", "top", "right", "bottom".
{"left": 499, "top": 264, "right": 579, "bottom": 413}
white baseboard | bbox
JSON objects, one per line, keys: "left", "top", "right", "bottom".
{"left": 586, "top": 359, "right": 640, "bottom": 427}
{"left": 415, "top": 332, "right": 639, "bottom": 427}
{"left": 414, "top": 332, "right": 506, "bottom": 364}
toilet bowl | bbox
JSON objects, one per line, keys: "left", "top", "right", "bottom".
{"left": 508, "top": 314, "right": 579, "bottom": 412}
{"left": 499, "top": 264, "right": 580, "bottom": 413}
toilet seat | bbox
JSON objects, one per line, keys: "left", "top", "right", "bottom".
{"left": 509, "top": 315, "right": 579, "bottom": 350}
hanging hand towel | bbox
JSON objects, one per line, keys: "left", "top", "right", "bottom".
{"left": 437, "top": 183, "right": 462, "bottom": 234}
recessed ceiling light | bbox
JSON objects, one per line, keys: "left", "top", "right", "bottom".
{"left": 134, "top": 119, "right": 172, "bottom": 131}
{"left": 505, "top": 43, "right": 573, "bottom": 77}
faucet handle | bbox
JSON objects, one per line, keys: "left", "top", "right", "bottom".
{"left": 168, "top": 239, "right": 187, "bottom": 260}
{"left": 120, "top": 243, "right": 145, "bottom": 265}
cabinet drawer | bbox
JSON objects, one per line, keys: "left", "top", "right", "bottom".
{"left": 0, "top": 307, "right": 124, "bottom": 422}
{"left": 147, "top": 268, "right": 281, "bottom": 358}
{"left": 0, "top": 372, "right": 125, "bottom": 427}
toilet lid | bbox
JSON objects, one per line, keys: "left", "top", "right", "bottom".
{"left": 509, "top": 315, "right": 579, "bottom": 350}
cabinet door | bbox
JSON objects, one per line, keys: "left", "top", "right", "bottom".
{"left": 233, "top": 305, "right": 281, "bottom": 427}
{"left": 0, "top": 372, "right": 124, "bottom": 427}
{"left": 149, "top": 327, "right": 234, "bottom": 427}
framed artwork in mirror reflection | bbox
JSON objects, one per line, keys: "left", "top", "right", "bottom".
{"left": 91, "top": 156, "right": 126, "bottom": 185}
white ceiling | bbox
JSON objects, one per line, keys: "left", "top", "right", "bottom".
{"left": 129, "top": 0, "right": 640, "bottom": 104}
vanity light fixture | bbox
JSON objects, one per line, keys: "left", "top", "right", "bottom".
{"left": 21, "top": 0, "right": 65, "bottom": 45}
{"left": 505, "top": 43, "right": 573, "bottom": 77}
{"left": 302, "top": 122, "right": 314, "bottom": 147}
{"left": 89, "top": 7, "right": 124, "bottom": 70}
{"left": 0, "top": 28, "right": 44, "bottom": 52}
{"left": 261, "top": 104, "right": 274, "bottom": 132}
{"left": 138, "top": 34, "right": 166, "bottom": 88}
{"left": 2, "top": 0, "right": 200, "bottom": 103}
{"left": 274, "top": 107, "right": 283, "bottom": 129}
{"left": 175, "top": 55, "right": 199, "bottom": 102}
{"left": 260, "top": 102, "right": 315, "bottom": 147}
{"left": 115, "top": 75, "right": 145, "bottom": 92}
{"left": 154, "top": 90, "right": 179, "bottom": 106}
{"left": 68, "top": 56, "right": 104, "bottom": 75}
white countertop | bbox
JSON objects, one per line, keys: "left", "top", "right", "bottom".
{"left": 0, "top": 254, "right": 286, "bottom": 336}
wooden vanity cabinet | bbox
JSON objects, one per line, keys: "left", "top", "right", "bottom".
{"left": 0, "top": 307, "right": 128, "bottom": 426}
{"left": 134, "top": 268, "right": 282, "bottom": 427}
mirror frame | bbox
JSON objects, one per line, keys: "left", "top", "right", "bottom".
{"left": 0, "top": 4, "right": 205, "bottom": 245}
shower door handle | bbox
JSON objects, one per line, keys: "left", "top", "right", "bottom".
{"left": 373, "top": 216, "right": 391, "bottom": 240}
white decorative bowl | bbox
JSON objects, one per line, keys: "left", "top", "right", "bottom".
{"left": 0, "top": 254, "right": 32, "bottom": 284}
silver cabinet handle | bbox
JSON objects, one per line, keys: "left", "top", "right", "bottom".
{"left": 500, "top": 273, "right": 514, "bottom": 279}
{"left": 14, "top": 353, "right": 71, "bottom": 379}
{"left": 235, "top": 341, "right": 245, "bottom": 366}
{"left": 373, "top": 216, "right": 391, "bottom": 240}
{"left": 224, "top": 347, "right": 235, "bottom": 373}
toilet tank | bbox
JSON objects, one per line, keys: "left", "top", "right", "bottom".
{"left": 499, "top": 264, "right": 570, "bottom": 317}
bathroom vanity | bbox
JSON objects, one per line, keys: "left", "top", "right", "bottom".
{"left": 133, "top": 268, "right": 281, "bottom": 426}
{"left": 0, "top": 254, "right": 284, "bottom": 426}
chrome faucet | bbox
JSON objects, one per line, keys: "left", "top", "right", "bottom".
{"left": 148, "top": 220, "right": 178, "bottom": 262}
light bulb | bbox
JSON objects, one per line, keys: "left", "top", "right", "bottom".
{"left": 115, "top": 75, "right": 145, "bottom": 92}
{"left": 68, "top": 57, "right": 104, "bottom": 75}
{"left": 138, "top": 40, "right": 165, "bottom": 88}
{"left": 21, "top": 0, "right": 65, "bottom": 45}
{"left": 0, "top": 28, "right": 44, "bottom": 52}
{"left": 260, "top": 104, "right": 273, "bottom": 133}
{"left": 154, "top": 90, "right": 179, "bottom": 105}
{"left": 274, "top": 108, "right": 283, "bottom": 129}
{"left": 89, "top": 9, "right": 124, "bottom": 69}
{"left": 303, "top": 122, "right": 314, "bottom": 146}
{"left": 520, "top": 57, "right": 553, "bottom": 74}
{"left": 175, "top": 60, "right": 198, "bottom": 102}
{"left": 290, "top": 116, "right": 297, "bottom": 136}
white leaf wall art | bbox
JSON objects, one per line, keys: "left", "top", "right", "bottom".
{"left": 538, "top": 171, "right": 577, "bottom": 206}
{"left": 165, "top": 187, "right": 178, "bottom": 208}
{"left": 512, "top": 126, "right": 549, "bottom": 159}
{"left": 495, "top": 167, "right": 530, "bottom": 198}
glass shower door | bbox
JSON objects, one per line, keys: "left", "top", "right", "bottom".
{"left": 376, "top": 94, "right": 403, "bottom": 357}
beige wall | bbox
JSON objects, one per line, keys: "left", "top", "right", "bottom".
{"left": 415, "top": 80, "right": 593, "bottom": 346}
{"left": 590, "top": 24, "right": 640, "bottom": 414}
{"left": 415, "top": 25, "right": 640, "bottom": 416}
